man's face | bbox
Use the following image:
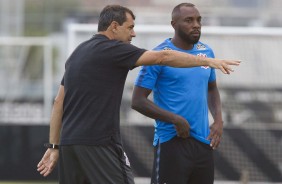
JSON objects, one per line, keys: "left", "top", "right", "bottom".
{"left": 114, "top": 13, "right": 136, "bottom": 43}
{"left": 173, "top": 6, "right": 202, "bottom": 44}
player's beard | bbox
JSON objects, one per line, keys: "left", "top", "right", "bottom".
{"left": 177, "top": 27, "right": 201, "bottom": 45}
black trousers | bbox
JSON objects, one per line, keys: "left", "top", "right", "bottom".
{"left": 151, "top": 137, "right": 214, "bottom": 184}
{"left": 59, "top": 144, "right": 134, "bottom": 184}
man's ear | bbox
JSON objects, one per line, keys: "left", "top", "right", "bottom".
{"left": 171, "top": 20, "right": 176, "bottom": 29}
{"left": 110, "top": 21, "right": 119, "bottom": 33}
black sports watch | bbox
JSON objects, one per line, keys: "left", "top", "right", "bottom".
{"left": 44, "top": 143, "right": 59, "bottom": 149}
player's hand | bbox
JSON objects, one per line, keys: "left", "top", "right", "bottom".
{"left": 207, "top": 121, "right": 223, "bottom": 149}
{"left": 207, "top": 58, "right": 241, "bottom": 74}
{"left": 172, "top": 115, "right": 190, "bottom": 138}
{"left": 37, "top": 148, "right": 59, "bottom": 177}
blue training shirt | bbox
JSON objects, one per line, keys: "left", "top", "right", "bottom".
{"left": 135, "top": 38, "right": 216, "bottom": 146}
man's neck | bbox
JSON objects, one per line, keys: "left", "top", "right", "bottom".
{"left": 97, "top": 31, "right": 114, "bottom": 40}
{"left": 171, "top": 37, "right": 194, "bottom": 50}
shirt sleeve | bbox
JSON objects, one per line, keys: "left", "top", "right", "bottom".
{"left": 60, "top": 75, "right": 64, "bottom": 86}
{"left": 110, "top": 41, "right": 147, "bottom": 70}
{"left": 134, "top": 65, "right": 162, "bottom": 90}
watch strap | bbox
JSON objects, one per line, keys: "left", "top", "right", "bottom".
{"left": 44, "top": 143, "right": 59, "bottom": 149}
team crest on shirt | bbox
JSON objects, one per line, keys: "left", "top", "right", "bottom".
{"left": 196, "top": 44, "right": 206, "bottom": 50}
{"left": 197, "top": 53, "right": 210, "bottom": 69}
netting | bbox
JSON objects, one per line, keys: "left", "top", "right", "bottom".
{"left": 0, "top": 37, "right": 53, "bottom": 123}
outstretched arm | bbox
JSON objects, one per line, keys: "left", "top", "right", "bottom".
{"left": 135, "top": 50, "right": 240, "bottom": 74}
{"left": 37, "top": 85, "right": 64, "bottom": 177}
{"left": 207, "top": 81, "right": 223, "bottom": 149}
{"left": 131, "top": 86, "right": 190, "bottom": 138}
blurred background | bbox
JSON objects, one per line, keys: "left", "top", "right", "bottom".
{"left": 0, "top": 0, "right": 282, "bottom": 183}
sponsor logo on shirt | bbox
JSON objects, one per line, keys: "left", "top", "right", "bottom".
{"left": 163, "top": 47, "right": 172, "bottom": 50}
{"left": 196, "top": 44, "right": 206, "bottom": 50}
{"left": 197, "top": 53, "right": 210, "bottom": 69}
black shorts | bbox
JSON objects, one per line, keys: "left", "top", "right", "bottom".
{"left": 59, "top": 143, "right": 134, "bottom": 184}
{"left": 151, "top": 136, "right": 214, "bottom": 184}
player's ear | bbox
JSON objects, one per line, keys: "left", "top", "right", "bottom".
{"left": 171, "top": 20, "right": 176, "bottom": 29}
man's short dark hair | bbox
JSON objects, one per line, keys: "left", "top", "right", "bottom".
{"left": 172, "top": 3, "right": 195, "bottom": 20}
{"left": 98, "top": 5, "right": 135, "bottom": 32}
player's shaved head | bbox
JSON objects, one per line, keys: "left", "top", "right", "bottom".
{"left": 171, "top": 3, "right": 195, "bottom": 21}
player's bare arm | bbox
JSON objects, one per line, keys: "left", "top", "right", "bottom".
{"left": 49, "top": 85, "right": 64, "bottom": 145}
{"left": 207, "top": 81, "right": 223, "bottom": 149}
{"left": 135, "top": 50, "right": 240, "bottom": 74}
{"left": 132, "top": 86, "right": 190, "bottom": 138}
{"left": 37, "top": 85, "right": 64, "bottom": 176}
